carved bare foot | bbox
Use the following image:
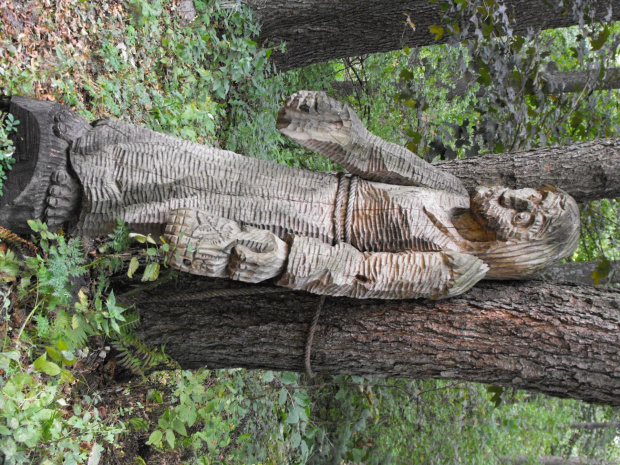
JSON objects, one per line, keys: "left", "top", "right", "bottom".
{"left": 53, "top": 109, "right": 92, "bottom": 144}
{"left": 277, "top": 90, "right": 366, "bottom": 147}
{"left": 45, "top": 169, "right": 82, "bottom": 229}
{"left": 165, "top": 209, "right": 288, "bottom": 283}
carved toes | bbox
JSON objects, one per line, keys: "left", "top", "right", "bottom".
{"left": 44, "top": 168, "right": 81, "bottom": 229}
{"left": 52, "top": 109, "right": 91, "bottom": 143}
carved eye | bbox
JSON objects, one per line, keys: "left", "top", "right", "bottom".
{"left": 512, "top": 211, "right": 532, "bottom": 227}
{"left": 528, "top": 192, "right": 543, "bottom": 203}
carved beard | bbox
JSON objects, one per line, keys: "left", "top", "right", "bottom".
{"left": 471, "top": 186, "right": 564, "bottom": 242}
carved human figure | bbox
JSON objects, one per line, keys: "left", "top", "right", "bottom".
{"left": 0, "top": 92, "right": 580, "bottom": 299}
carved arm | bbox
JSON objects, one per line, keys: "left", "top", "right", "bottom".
{"left": 165, "top": 209, "right": 488, "bottom": 299}
{"left": 277, "top": 91, "right": 467, "bottom": 196}
{"left": 277, "top": 236, "right": 488, "bottom": 300}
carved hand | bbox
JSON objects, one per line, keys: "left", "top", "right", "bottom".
{"left": 164, "top": 209, "right": 288, "bottom": 283}
{"left": 277, "top": 90, "right": 467, "bottom": 195}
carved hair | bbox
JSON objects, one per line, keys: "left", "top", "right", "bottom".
{"left": 475, "top": 186, "right": 581, "bottom": 279}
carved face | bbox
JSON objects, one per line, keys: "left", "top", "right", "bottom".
{"left": 471, "top": 186, "right": 572, "bottom": 241}
{"left": 470, "top": 185, "right": 580, "bottom": 279}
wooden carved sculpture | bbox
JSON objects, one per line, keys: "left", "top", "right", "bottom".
{"left": 0, "top": 92, "right": 580, "bottom": 299}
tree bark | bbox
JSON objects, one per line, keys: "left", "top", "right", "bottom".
{"left": 124, "top": 273, "right": 620, "bottom": 406}
{"left": 331, "top": 68, "right": 620, "bottom": 100}
{"left": 508, "top": 455, "right": 611, "bottom": 465}
{"left": 444, "top": 68, "right": 620, "bottom": 100}
{"left": 437, "top": 138, "right": 620, "bottom": 203}
{"left": 535, "top": 261, "right": 620, "bottom": 286}
{"left": 570, "top": 421, "right": 620, "bottom": 430}
{"left": 240, "top": 0, "right": 620, "bottom": 69}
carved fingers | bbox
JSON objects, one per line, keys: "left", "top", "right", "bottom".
{"left": 277, "top": 90, "right": 364, "bottom": 147}
{"left": 164, "top": 209, "right": 288, "bottom": 283}
{"left": 278, "top": 91, "right": 466, "bottom": 195}
{"left": 440, "top": 251, "right": 489, "bottom": 300}
{"left": 165, "top": 209, "right": 241, "bottom": 277}
{"left": 229, "top": 227, "right": 289, "bottom": 283}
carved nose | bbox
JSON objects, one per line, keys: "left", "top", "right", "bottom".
{"left": 501, "top": 192, "right": 535, "bottom": 212}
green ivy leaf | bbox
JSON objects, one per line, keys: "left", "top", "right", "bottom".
{"left": 127, "top": 257, "right": 140, "bottom": 279}
{"left": 172, "top": 419, "right": 187, "bottom": 437}
{"left": 290, "top": 430, "right": 302, "bottom": 448}
{"left": 142, "top": 262, "right": 160, "bottom": 282}
{"left": 591, "top": 259, "right": 611, "bottom": 285}
{"left": 590, "top": 25, "right": 610, "bottom": 51}
{"left": 33, "top": 354, "right": 61, "bottom": 376}
{"left": 486, "top": 385, "right": 505, "bottom": 408}
{"left": 428, "top": 25, "right": 444, "bottom": 41}
{"left": 285, "top": 408, "right": 299, "bottom": 424}
{"left": 399, "top": 69, "right": 414, "bottom": 82}
{"left": 165, "top": 429, "right": 175, "bottom": 448}
{"left": 280, "top": 372, "right": 297, "bottom": 385}
{"left": 147, "top": 430, "right": 162, "bottom": 446}
{"left": 45, "top": 346, "right": 62, "bottom": 362}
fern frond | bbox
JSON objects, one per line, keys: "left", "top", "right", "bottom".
{"left": 111, "top": 330, "right": 177, "bottom": 376}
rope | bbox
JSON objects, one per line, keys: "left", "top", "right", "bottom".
{"left": 304, "top": 294, "right": 325, "bottom": 378}
{"left": 344, "top": 176, "right": 358, "bottom": 244}
{"left": 333, "top": 172, "right": 351, "bottom": 244}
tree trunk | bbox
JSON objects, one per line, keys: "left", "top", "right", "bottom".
{"left": 124, "top": 273, "right": 620, "bottom": 406}
{"left": 444, "top": 68, "right": 620, "bottom": 100}
{"left": 437, "top": 138, "right": 620, "bottom": 203}
{"left": 331, "top": 68, "right": 620, "bottom": 100}
{"left": 240, "top": 0, "right": 620, "bottom": 69}
{"left": 570, "top": 421, "right": 620, "bottom": 430}
{"left": 508, "top": 455, "right": 611, "bottom": 465}
{"left": 535, "top": 261, "right": 620, "bottom": 286}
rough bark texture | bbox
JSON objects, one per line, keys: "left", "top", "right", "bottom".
{"left": 241, "top": 0, "right": 620, "bottom": 69}
{"left": 508, "top": 456, "right": 610, "bottom": 465}
{"left": 570, "top": 421, "right": 620, "bottom": 430}
{"left": 437, "top": 138, "right": 620, "bottom": 203}
{"left": 535, "top": 260, "right": 620, "bottom": 286}
{"left": 126, "top": 274, "right": 620, "bottom": 406}
{"left": 444, "top": 68, "right": 620, "bottom": 100}
{"left": 331, "top": 68, "right": 620, "bottom": 100}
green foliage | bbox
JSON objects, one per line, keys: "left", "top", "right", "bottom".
{"left": 575, "top": 199, "right": 620, "bottom": 263}
{"left": 0, "top": 111, "right": 18, "bottom": 196}
{"left": 307, "top": 377, "right": 620, "bottom": 464}
{"left": 0, "top": 246, "right": 112, "bottom": 462}
{"left": 393, "top": 0, "right": 620, "bottom": 159}
{"left": 0, "top": 220, "right": 175, "bottom": 464}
